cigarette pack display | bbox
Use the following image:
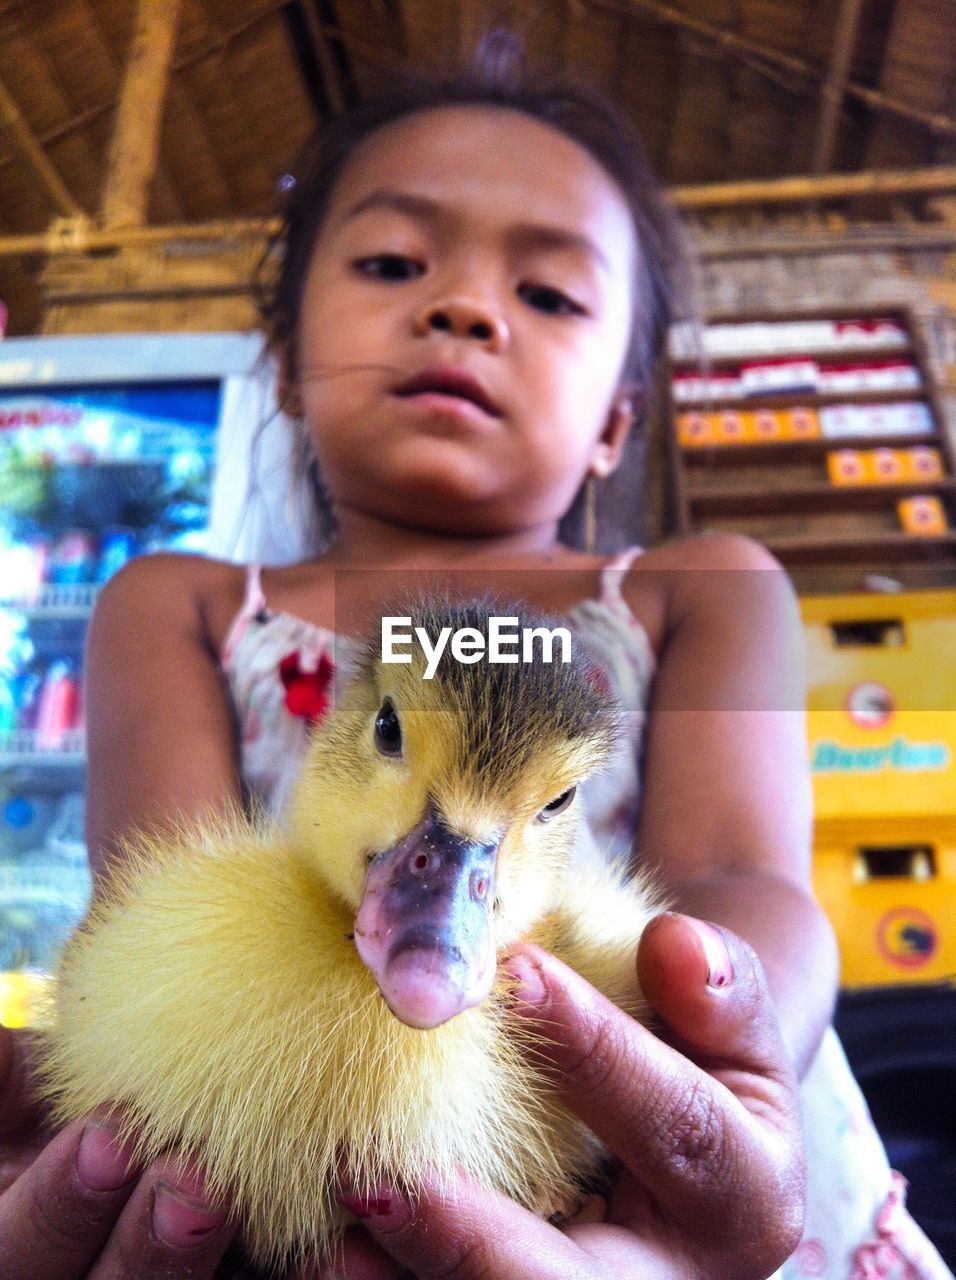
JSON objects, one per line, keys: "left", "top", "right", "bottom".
{"left": 827, "top": 450, "right": 872, "bottom": 485}
{"left": 714, "top": 409, "right": 748, "bottom": 443}
{"left": 820, "top": 401, "right": 934, "bottom": 439}
{"left": 676, "top": 411, "right": 714, "bottom": 447}
{"left": 905, "top": 447, "right": 944, "bottom": 482}
{"left": 784, "top": 407, "right": 821, "bottom": 439}
{"left": 897, "top": 496, "right": 948, "bottom": 536}
{"left": 740, "top": 359, "right": 819, "bottom": 395}
{"left": 871, "top": 449, "right": 907, "bottom": 484}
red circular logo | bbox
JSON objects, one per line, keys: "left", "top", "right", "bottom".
{"left": 876, "top": 907, "right": 938, "bottom": 969}
{"left": 845, "top": 681, "right": 894, "bottom": 729}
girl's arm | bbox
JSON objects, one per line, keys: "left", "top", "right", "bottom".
{"left": 83, "top": 553, "right": 243, "bottom": 886}
{"left": 630, "top": 533, "right": 838, "bottom": 1077}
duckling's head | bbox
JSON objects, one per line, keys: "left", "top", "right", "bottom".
{"left": 286, "top": 597, "right": 619, "bottom": 1030}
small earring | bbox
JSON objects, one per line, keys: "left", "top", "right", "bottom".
{"left": 584, "top": 473, "right": 598, "bottom": 555}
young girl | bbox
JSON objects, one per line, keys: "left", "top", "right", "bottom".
{"left": 2, "top": 36, "right": 951, "bottom": 1280}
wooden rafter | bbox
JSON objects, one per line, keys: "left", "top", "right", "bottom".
{"left": 0, "top": 75, "right": 83, "bottom": 217}
{"left": 0, "top": 1, "right": 291, "bottom": 184}
{"left": 294, "top": 0, "right": 347, "bottom": 115}
{"left": 76, "top": 0, "right": 187, "bottom": 222}
{"left": 671, "top": 164, "right": 956, "bottom": 208}
{"left": 100, "top": 0, "right": 184, "bottom": 229}
{"left": 0, "top": 5, "right": 409, "bottom": 187}
{"left": 593, "top": 0, "right": 956, "bottom": 140}
{"left": 811, "top": 0, "right": 865, "bottom": 174}
{"left": 4, "top": 162, "right": 956, "bottom": 260}
{"left": 5, "top": 210, "right": 956, "bottom": 263}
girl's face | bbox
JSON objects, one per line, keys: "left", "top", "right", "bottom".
{"left": 292, "top": 105, "right": 638, "bottom": 536}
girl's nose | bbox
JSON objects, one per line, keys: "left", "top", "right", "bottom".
{"left": 414, "top": 295, "right": 509, "bottom": 350}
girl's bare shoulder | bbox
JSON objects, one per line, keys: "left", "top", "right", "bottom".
{"left": 91, "top": 552, "right": 250, "bottom": 656}
{"left": 623, "top": 533, "right": 796, "bottom": 655}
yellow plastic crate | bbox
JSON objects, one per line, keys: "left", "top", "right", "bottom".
{"left": 802, "top": 591, "right": 956, "bottom": 990}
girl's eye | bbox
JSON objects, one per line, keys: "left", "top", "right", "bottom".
{"left": 354, "top": 254, "right": 424, "bottom": 282}
{"left": 374, "top": 698, "right": 403, "bottom": 757}
{"left": 519, "top": 283, "right": 586, "bottom": 317}
{"left": 536, "top": 785, "right": 577, "bottom": 822}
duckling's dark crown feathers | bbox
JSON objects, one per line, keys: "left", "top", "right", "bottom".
{"left": 354, "top": 594, "right": 622, "bottom": 781}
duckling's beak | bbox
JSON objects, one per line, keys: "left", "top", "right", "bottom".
{"left": 353, "top": 804, "right": 499, "bottom": 1030}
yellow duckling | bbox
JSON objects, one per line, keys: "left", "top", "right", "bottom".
{"left": 41, "top": 598, "right": 663, "bottom": 1273}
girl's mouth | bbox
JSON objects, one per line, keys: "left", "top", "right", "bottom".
{"left": 393, "top": 366, "right": 502, "bottom": 418}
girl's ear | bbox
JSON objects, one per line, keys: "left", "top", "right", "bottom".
{"left": 589, "top": 389, "right": 642, "bottom": 478}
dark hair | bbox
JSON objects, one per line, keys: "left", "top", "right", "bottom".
{"left": 256, "top": 31, "right": 693, "bottom": 552}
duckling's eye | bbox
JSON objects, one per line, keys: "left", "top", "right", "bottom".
{"left": 374, "top": 699, "right": 403, "bottom": 757}
{"left": 536, "top": 785, "right": 577, "bottom": 822}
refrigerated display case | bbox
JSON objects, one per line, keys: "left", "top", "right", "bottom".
{"left": 0, "top": 331, "right": 276, "bottom": 1024}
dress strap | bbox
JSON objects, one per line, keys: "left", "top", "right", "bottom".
{"left": 242, "top": 564, "right": 267, "bottom": 616}
{"left": 221, "top": 564, "right": 268, "bottom": 664}
{"left": 599, "top": 545, "right": 644, "bottom": 605}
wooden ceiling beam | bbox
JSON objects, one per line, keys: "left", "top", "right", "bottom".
{"left": 593, "top": 0, "right": 956, "bottom": 140}
{"left": 0, "top": 74, "right": 83, "bottom": 217}
{"left": 6, "top": 209, "right": 956, "bottom": 262}
{"left": 811, "top": 0, "right": 865, "bottom": 174}
{"left": 672, "top": 163, "right": 956, "bottom": 208}
{"left": 100, "top": 0, "right": 183, "bottom": 229}
{"left": 0, "top": 1, "right": 293, "bottom": 184}
{"left": 294, "top": 0, "right": 347, "bottom": 115}
{"left": 5, "top": 161, "right": 956, "bottom": 261}
{"left": 74, "top": 0, "right": 187, "bottom": 223}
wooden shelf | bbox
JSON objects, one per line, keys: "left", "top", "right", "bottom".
{"left": 763, "top": 533, "right": 956, "bottom": 566}
{"left": 670, "top": 343, "right": 913, "bottom": 370}
{"left": 676, "top": 388, "right": 926, "bottom": 411}
{"left": 680, "top": 433, "right": 939, "bottom": 465}
{"left": 690, "top": 480, "right": 956, "bottom": 517}
{"left": 666, "top": 306, "right": 956, "bottom": 580}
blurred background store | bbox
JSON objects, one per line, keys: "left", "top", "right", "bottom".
{"left": 0, "top": 0, "right": 954, "bottom": 1264}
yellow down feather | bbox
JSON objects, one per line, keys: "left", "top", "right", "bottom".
{"left": 40, "top": 599, "right": 664, "bottom": 1272}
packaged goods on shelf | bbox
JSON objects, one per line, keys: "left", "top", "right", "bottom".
{"left": 676, "top": 411, "right": 714, "bottom": 447}
{"left": 827, "top": 450, "right": 872, "bottom": 485}
{"left": 817, "top": 361, "right": 921, "bottom": 393}
{"left": 740, "top": 359, "right": 819, "bottom": 395}
{"left": 905, "top": 447, "right": 944, "bottom": 481}
{"left": 832, "top": 317, "right": 909, "bottom": 348}
{"left": 826, "top": 447, "right": 947, "bottom": 487}
{"left": 669, "top": 317, "right": 908, "bottom": 360}
{"left": 786, "top": 406, "right": 821, "bottom": 438}
{"left": 897, "top": 496, "right": 949, "bottom": 536}
{"left": 714, "top": 409, "right": 748, "bottom": 443}
{"left": 871, "top": 449, "right": 907, "bottom": 483}
{"left": 672, "top": 371, "right": 742, "bottom": 401}
{"left": 820, "top": 401, "right": 934, "bottom": 439}
{"left": 677, "top": 406, "right": 821, "bottom": 446}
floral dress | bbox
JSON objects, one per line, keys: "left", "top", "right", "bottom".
{"left": 219, "top": 552, "right": 952, "bottom": 1280}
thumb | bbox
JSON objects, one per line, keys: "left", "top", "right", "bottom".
{"left": 636, "top": 912, "right": 794, "bottom": 1089}
{"left": 502, "top": 928, "right": 803, "bottom": 1252}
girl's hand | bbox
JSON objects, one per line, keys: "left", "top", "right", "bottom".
{"left": 0, "top": 1023, "right": 238, "bottom": 1279}
{"left": 320, "top": 914, "right": 806, "bottom": 1280}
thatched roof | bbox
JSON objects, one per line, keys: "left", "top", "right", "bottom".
{"left": 1, "top": 0, "right": 955, "bottom": 335}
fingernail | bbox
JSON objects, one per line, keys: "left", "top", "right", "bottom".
{"left": 335, "top": 1183, "right": 401, "bottom": 1221}
{"left": 153, "top": 1179, "right": 228, "bottom": 1247}
{"left": 76, "top": 1123, "right": 139, "bottom": 1191}
{"left": 686, "top": 918, "right": 734, "bottom": 988}
{"left": 504, "top": 953, "right": 547, "bottom": 1010}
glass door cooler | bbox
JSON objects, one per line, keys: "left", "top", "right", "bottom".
{"left": 0, "top": 332, "right": 271, "bottom": 1025}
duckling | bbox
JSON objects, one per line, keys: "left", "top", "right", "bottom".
{"left": 40, "top": 597, "right": 664, "bottom": 1274}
